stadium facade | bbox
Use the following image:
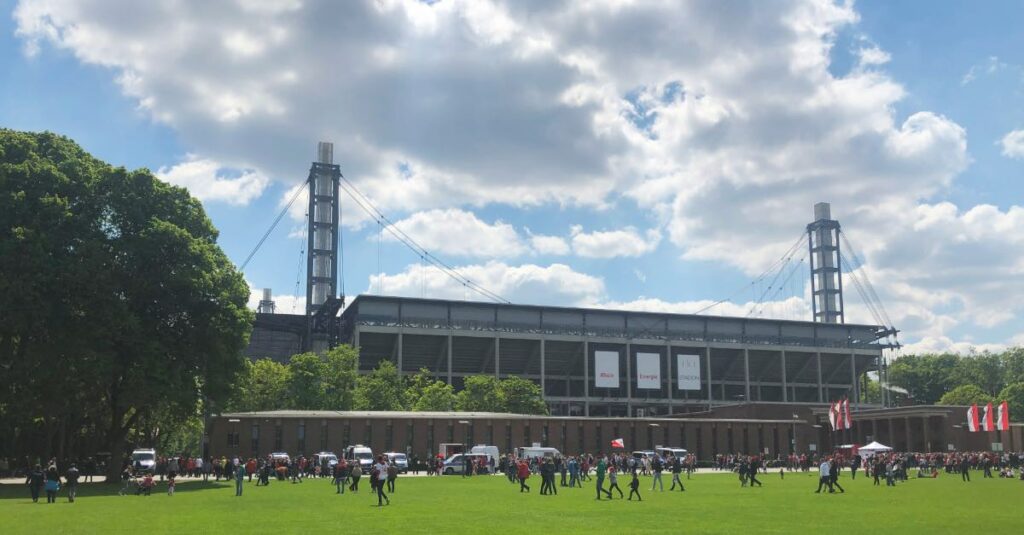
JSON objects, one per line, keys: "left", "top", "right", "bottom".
{"left": 336, "top": 295, "right": 888, "bottom": 418}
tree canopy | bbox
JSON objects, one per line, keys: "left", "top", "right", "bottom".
{"left": 0, "top": 130, "right": 252, "bottom": 479}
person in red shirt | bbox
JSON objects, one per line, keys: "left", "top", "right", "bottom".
{"left": 246, "top": 458, "right": 257, "bottom": 482}
{"left": 516, "top": 460, "right": 531, "bottom": 492}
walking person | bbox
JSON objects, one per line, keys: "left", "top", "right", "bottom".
{"left": 828, "top": 458, "right": 844, "bottom": 493}
{"left": 595, "top": 456, "right": 612, "bottom": 500}
{"left": 44, "top": 464, "right": 61, "bottom": 503}
{"left": 386, "top": 462, "right": 398, "bottom": 493}
{"left": 607, "top": 465, "right": 624, "bottom": 498}
{"left": 373, "top": 456, "right": 390, "bottom": 506}
{"left": 669, "top": 455, "right": 685, "bottom": 491}
{"left": 627, "top": 471, "right": 642, "bottom": 501}
{"left": 815, "top": 457, "right": 833, "bottom": 493}
{"left": 65, "top": 463, "right": 80, "bottom": 503}
{"left": 960, "top": 456, "right": 971, "bottom": 482}
{"left": 517, "top": 459, "right": 531, "bottom": 493}
{"left": 26, "top": 464, "right": 44, "bottom": 503}
{"left": 748, "top": 457, "right": 762, "bottom": 488}
{"left": 650, "top": 455, "right": 664, "bottom": 492}
{"left": 349, "top": 464, "right": 362, "bottom": 492}
{"left": 235, "top": 459, "right": 245, "bottom": 497}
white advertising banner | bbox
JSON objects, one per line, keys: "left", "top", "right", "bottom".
{"left": 594, "top": 350, "right": 620, "bottom": 388}
{"left": 677, "top": 354, "right": 701, "bottom": 390}
{"left": 636, "top": 352, "right": 661, "bottom": 389}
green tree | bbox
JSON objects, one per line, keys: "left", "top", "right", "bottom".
{"left": 951, "top": 353, "right": 1005, "bottom": 396}
{"left": 455, "top": 375, "right": 503, "bottom": 412}
{"left": 498, "top": 376, "right": 548, "bottom": 415}
{"left": 322, "top": 344, "right": 359, "bottom": 410}
{"left": 0, "top": 130, "right": 252, "bottom": 481}
{"left": 888, "top": 354, "right": 960, "bottom": 404}
{"left": 288, "top": 353, "right": 327, "bottom": 410}
{"left": 354, "top": 360, "right": 406, "bottom": 411}
{"left": 1001, "top": 348, "right": 1024, "bottom": 385}
{"left": 413, "top": 381, "right": 457, "bottom": 411}
{"left": 404, "top": 368, "right": 438, "bottom": 409}
{"left": 227, "top": 359, "right": 292, "bottom": 412}
{"left": 937, "top": 384, "right": 993, "bottom": 406}
{"left": 997, "top": 382, "right": 1024, "bottom": 423}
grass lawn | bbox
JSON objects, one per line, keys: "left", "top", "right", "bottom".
{"left": 2, "top": 470, "right": 1022, "bottom": 534}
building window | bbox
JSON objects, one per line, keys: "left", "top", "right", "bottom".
{"left": 577, "top": 423, "right": 584, "bottom": 454}
{"left": 274, "top": 423, "right": 283, "bottom": 451}
{"left": 428, "top": 422, "right": 435, "bottom": 457}
{"left": 251, "top": 424, "right": 260, "bottom": 454}
{"left": 447, "top": 422, "right": 454, "bottom": 443}
{"left": 297, "top": 421, "right": 306, "bottom": 454}
{"left": 386, "top": 421, "right": 393, "bottom": 448}
{"left": 506, "top": 423, "right": 512, "bottom": 453}
{"left": 343, "top": 422, "right": 351, "bottom": 447}
{"left": 595, "top": 424, "right": 602, "bottom": 453}
{"left": 542, "top": 424, "right": 549, "bottom": 446}
{"left": 407, "top": 422, "right": 414, "bottom": 454}
{"left": 320, "top": 420, "right": 328, "bottom": 451}
{"left": 365, "top": 420, "right": 372, "bottom": 445}
{"left": 487, "top": 423, "right": 494, "bottom": 446}
{"left": 227, "top": 431, "right": 240, "bottom": 448}
{"left": 524, "top": 424, "right": 531, "bottom": 447}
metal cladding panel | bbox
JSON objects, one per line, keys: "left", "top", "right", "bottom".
{"left": 628, "top": 314, "right": 666, "bottom": 336}
{"left": 816, "top": 324, "right": 848, "bottom": 342}
{"left": 667, "top": 317, "right": 705, "bottom": 334}
{"left": 357, "top": 300, "right": 400, "bottom": 320}
{"left": 402, "top": 302, "right": 448, "bottom": 321}
{"left": 543, "top": 310, "right": 583, "bottom": 328}
{"left": 497, "top": 307, "right": 541, "bottom": 329}
{"left": 451, "top": 303, "right": 494, "bottom": 323}
{"left": 745, "top": 321, "right": 778, "bottom": 336}
{"left": 707, "top": 318, "right": 743, "bottom": 335}
{"left": 586, "top": 312, "right": 625, "bottom": 330}
{"left": 780, "top": 323, "right": 815, "bottom": 339}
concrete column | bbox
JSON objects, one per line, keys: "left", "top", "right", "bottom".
{"left": 743, "top": 348, "right": 751, "bottom": 402}
{"left": 397, "top": 331, "right": 403, "bottom": 373}
{"left": 666, "top": 342, "right": 673, "bottom": 410}
{"left": 353, "top": 326, "right": 360, "bottom": 352}
{"left": 540, "top": 338, "right": 546, "bottom": 398}
{"left": 904, "top": 417, "right": 912, "bottom": 452}
{"left": 494, "top": 337, "right": 500, "bottom": 378}
{"left": 781, "top": 350, "right": 788, "bottom": 402}
{"left": 849, "top": 351, "right": 858, "bottom": 407}
{"left": 816, "top": 352, "right": 824, "bottom": 402}
{"left": 626, "top": 342, "right": 632, "bottom": 403}
{"left": 705, "top": 346, "right": 713, "bottom": 403}
{"left": 584, "top": 340, "right": 590, "bottom": 417}
{"left": 446, "top": 333, "right": 453, "bottom": 385}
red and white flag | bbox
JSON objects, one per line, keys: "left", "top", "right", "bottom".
{"left": 997, "top": 401, "right": 1010, "bottom": 431}
{"left": 610, "top": 438, "right": 624, "bottom": 449}
{"left": 828, "top": 401, "right": 838, "bottom": 431}
{"left": 843, "top": 398, "right": 852, "bottom": 430}
{"left": 982, "top": 402, "right": 995, "bottom": 432}
{"left": 967, "top": 404, "right": 980, "bottom": 432}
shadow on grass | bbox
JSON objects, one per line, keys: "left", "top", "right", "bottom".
{"left": 0, "top": 479, "right": 235, "bottom": 500}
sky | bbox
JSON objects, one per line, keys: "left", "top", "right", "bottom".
{"left": 2, "top": 0, "right": 1023, "bottom": 355}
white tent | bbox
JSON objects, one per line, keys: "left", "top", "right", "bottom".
{"left": 857, "top": 441, "right": 892, "bottom": 459}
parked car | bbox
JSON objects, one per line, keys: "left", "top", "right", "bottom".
{"left": 656, "top": 447, "right": 687, "bottom": 459}
{"left": 442, "top": 453, "right": 491, "bottom": 475}
{"left": 514, "top": 446, "right": 561, "bottom": 462}
{"left": 270, "top": 452, "right": 291, "bottom": 466}
{"left": 314, "top": 452, "right": 338, "bottom": 472}
{"left": 470, "top": 445, "right": 500, "bottom": 468}
{"left": 384, "top": 452, "right": 409, "bottom": 473}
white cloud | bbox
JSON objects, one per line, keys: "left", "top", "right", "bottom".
{"left": 386, "top": 208, "right": 528, "bottom": 258}
{"left": 368, "top": 261, "right": 605, "bottom": 305}
{"left": 157, "top": 156, "right": 269, "bottom": 205}
{"left": 14, "top": 0, "right": 1023, "bottom": 351}
{"left": 858, "top": 46, "right": 890, "bottom": 67}
{"left": 961, "top": 56, "right": 1008, "bottom": 85}
{"left": 900, "top": 336, "right": 1006, "bottom": 356}
{"left": 570, "top": 225, "right": 661, "bottom": 258}
{"left": 527, "top": 231, "right": 570, "bottom": 256}
{"left": 1000, "top": 129, "right": 1024, "bottom": 159}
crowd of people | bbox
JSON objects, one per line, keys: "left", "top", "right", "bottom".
{"left": 14, "top": 448, "right": 1024, "bottom": 505}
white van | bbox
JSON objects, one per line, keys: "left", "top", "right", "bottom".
{"left": 515, "top": 446, "right": 561, "bottom": 461}
{"left": 656, "top": 447, "right": 687, "bottom": 459}
{"left": 344, "top": 445, "right": 374, "bottom": 470}
{"left": 131, "top": 448, "right": 156, "bottom": 474}
{"left": 470, "top": 445, "right": 500, "bottom": 468}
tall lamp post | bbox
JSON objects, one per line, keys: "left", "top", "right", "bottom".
{"left": 458, "top": 420, "right": 470, "bottom": 478}
{"left": 791, "top": 413, "right": 799, "bottom": 457}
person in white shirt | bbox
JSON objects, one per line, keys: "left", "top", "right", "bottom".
{"left": 815, "top": 458, "right": 833, "bottom": 493}
{"left": 373, "top": 456, "right": 390, "bottom": 506}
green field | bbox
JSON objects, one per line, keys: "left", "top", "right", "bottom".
{"left": 2, "top": 471, "right": 1022, "bottom": 534}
